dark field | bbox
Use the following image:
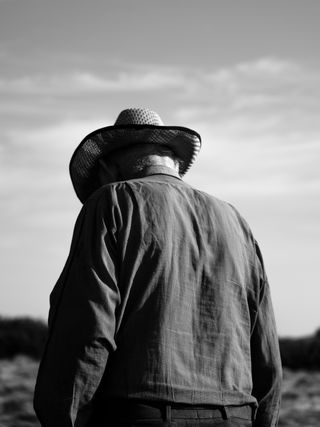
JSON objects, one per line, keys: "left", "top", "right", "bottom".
{"left": 1, "top": 357, "right": 320, "bottom": 427}
{"left": 0, "top": 357, "right": 39, "bottom": 427}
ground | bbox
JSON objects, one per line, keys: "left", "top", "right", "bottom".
{"left": 0, "top": 357, "right": 320, "bottom": 426}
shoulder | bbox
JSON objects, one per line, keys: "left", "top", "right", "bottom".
{"left": 85, "top": 181, "right": 126, "bottom": 205}
{"left": 78, "top": 183, "right": 122, "bottom": 223}
{"left": 82, "top": 181, "right": 138, "bottom": 224}
{"left": 192, "top": 186, "right": 256, "bottom": 240}
{"left": 190, "top": 186, "right": 235, "bottom": 214}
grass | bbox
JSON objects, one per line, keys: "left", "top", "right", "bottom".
{"left": 279, "top": 369, "right": 320, "bottom": 426}
{"left": 0, "top": 356, "right": 40, "bottom": 427}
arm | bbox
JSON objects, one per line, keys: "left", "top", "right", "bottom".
{"left": 251, "top": 243, "right": 282, "bottom": 427}
{"left": 34, "top": 192, "right": 120, "bottom": 427}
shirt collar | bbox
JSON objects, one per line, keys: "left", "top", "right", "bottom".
{"left": 131, "top": 165, "right": 182, "bottom": 181}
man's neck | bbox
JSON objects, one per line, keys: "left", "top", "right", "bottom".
{"left": 118, "top": 156, "right": 180, "bottom": 180}
{"left": 124, "top": 164, "right": 181, "bottom": 180}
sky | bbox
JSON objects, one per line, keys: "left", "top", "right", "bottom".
{"left": 0, "top": 0, "right": 319, "bottom": 337}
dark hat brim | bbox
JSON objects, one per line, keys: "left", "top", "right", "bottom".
{"left": 69, "top": 124, "right": 201, "bottom": 203}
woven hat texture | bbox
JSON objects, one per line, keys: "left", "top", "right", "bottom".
{"left": 115, "top": 108, "right": 164, "bottom": 126}
{"left": 70, "top": 108, "right": 201, "bottom": 203}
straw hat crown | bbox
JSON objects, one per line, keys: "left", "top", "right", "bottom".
{"left": 115, "top": 108, "right": 164, "bottom": 126}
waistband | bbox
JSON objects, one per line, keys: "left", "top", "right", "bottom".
{"left": 105, "top": 399, "right": 255, "bottom": 421}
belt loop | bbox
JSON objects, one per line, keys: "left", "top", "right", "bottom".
{"left": 221, "top": 406, "right": 229, "bottom": 420}
{"left": 165, "top": 404, "right": 172, "bottom": 421}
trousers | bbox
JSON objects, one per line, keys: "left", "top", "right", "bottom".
{"left": 87, "top": 399, "right": 254, "bottom": 427}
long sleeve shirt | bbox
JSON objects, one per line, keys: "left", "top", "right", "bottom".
{"left": 34, "top": 166, "right": 282, "bottom": 427}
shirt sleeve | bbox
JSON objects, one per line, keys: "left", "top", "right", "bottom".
{"left": 251, "top": 241, "right": 283, "bottom": 427}
{"left": 34, "top": 189, "right": 121, "bottom": 427}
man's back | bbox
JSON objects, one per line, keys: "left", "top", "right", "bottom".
{"left": 87, "top": 171, "right": 278, "bottom": 412}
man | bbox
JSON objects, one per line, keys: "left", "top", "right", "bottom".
{"left": 34, "top": 108, "right": 282, "bottom": 426}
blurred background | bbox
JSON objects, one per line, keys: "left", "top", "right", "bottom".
{"left": 1, "top": 0, "right": 320, "bottom": 425}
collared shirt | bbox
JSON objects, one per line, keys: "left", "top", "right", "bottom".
{"left": 34, "top": 166, "right": 282, "bottom": 427}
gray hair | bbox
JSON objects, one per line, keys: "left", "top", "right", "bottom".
{"left": 98, "top": 143, "right": 182, "bottom": 183}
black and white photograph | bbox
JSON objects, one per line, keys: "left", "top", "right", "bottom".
{"left": 0, "top": 1, "right": 319, "bottom": 426}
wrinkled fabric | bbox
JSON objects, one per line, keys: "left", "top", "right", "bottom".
{"left": 34, "top": 166, "right": 282, "bottom": 427}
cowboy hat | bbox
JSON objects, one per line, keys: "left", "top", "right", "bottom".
{"left": 69, "top": 107, "right": 201, "bottom": 203}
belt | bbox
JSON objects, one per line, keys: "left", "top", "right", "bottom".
{"left": 106, "top": 399, "right": 255, "bottom": 421}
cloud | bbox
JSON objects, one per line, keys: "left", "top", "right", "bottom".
{"left": 1, "top": 57, "right": 320, "bottom": 204}
{"left": 0, "top": 69, "right": 185, "bottom": 95}
{"left": 0, "top": 118, "right": 108, "bottom": 235}
{"left": 175, "top": 57, "right": 319, "bottom": 117}
{"left": 1, "top": 56, "right": 320, "bottom": 200}
{"left": 169, "top": 57, "right": 320, "bottom": 197}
